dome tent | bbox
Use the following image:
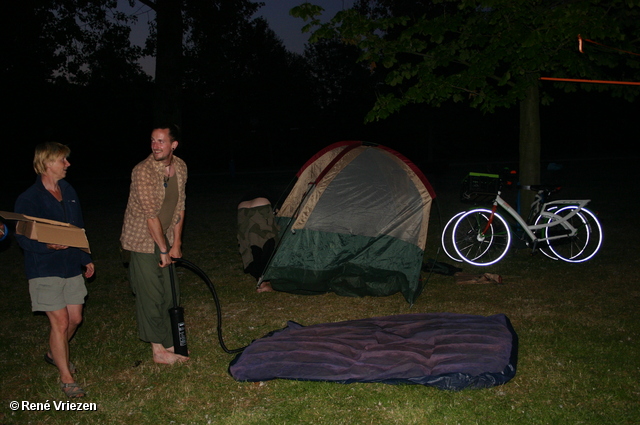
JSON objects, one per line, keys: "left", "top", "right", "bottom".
{"left": 262, "top": 141, "right": 436, "bottom": 304}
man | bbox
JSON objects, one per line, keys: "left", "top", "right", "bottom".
{"left": 236, "top": 191, "right": 278, "bottom": 293}
{"left": 120, "top": 125, "right": 189, "bottom": 364}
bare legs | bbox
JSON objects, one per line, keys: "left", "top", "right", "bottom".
{"left": 45, "top": 305, "right": 83, "bottom": 385}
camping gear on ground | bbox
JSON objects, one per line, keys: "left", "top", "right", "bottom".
{"left": 453, "top": 272, "right": 503, "bottom": 284}
{"left": 229, "top": 312, "right": 518, "bottom": 391}
{"left": 261, "top": 141, "right": 436, "bottom": 304}
{"left": 421, "top": 258, "right": 463, "bottom": 276}
{"left": 168, "top": 262, "right": 189, "bottom": 356}
{"left": 148, "top": 261, "right": 518, "bottom": 391}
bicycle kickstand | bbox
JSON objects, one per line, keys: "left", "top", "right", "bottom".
{"left": 529, "top": 240, "right": 540, "bottom": 256}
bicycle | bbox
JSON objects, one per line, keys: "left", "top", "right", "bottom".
{"left": 441, "top": 172, "right": 603, "bottom": 266}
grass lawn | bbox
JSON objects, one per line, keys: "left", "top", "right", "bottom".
{"left": 1, "top": 158, "right": 638, "bottom": 424}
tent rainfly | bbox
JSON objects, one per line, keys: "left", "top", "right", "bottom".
{"left": 262, "top": 141, "right": 436, "bottom": 304}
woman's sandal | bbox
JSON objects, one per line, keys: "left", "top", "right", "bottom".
{"left": 44, "top": 353, "right": 76, "bottom": 374}
{"left": 60, "top": 382, "right": 86, "bottom": 398}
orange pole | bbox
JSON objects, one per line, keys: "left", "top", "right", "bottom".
{"left": 540, "top": 77, "right": 640, "bottom": 86}
{"left": 579, "top": 36, "right": 640, "bottom": 57}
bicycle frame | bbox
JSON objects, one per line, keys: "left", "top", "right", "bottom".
{"left": 490, "top": 192, "right": 591, "bottom": 245}
{"left": 445, "top": 175, "right": 602, "bottom": 265}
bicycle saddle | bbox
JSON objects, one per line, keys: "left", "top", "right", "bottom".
{"left": 522, "top": 184, "right": 561, "bottom": 194}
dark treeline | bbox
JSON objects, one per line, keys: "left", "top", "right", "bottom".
{"left": 3, "top": 0, "right": 637, "bottom": 196}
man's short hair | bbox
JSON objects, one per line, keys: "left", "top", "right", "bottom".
{"left": 33, "top": 142, "right": 71, "bottom": 175}
{"left": 154, "top": 123, "right": 181, "bottom": 142}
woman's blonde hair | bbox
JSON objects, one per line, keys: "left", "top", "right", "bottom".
{"left": 33, "top": 142, "right": 71, "bottom": 175}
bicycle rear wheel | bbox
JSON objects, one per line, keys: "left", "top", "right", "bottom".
{"left": 533, "top": 213, "right": 558, "bottom": 260}
{"left": 541, "top": 206, "right": 603, "bottom": 263}
{"left": 441, "top": 211, "right": 465, "bottom": 262}
{"left": 452, "top": 209, "right": 511, "bottom": 266}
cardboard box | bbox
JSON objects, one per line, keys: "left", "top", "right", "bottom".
{"left": 0, "top": 211, "right": 91, "bottom": 253}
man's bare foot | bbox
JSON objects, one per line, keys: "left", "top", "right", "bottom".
{"left": 256, "top": 281, "right": 274, "bottom": 293}
{"left": 166, "top": 346, "right": 191, "bottom": 355}
{"left": 152, "top": 343, "right": 189, "bottom": 364}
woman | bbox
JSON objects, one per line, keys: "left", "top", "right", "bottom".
{"left": 14, "top": 142, "right": 94, "bottom": 398}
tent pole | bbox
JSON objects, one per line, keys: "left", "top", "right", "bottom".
{"left": 257, "top": 182, "right": 317, "bottom": 287}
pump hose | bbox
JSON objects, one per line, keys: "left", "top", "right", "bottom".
{"left": 172, "top": 257, "right": 246, "bottom": 354}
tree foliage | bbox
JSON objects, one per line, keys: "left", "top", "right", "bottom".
{"left": 293, "top": 0, "right": 640, "bottom": 123}
{"left": 304, "top": 38, "right": 378, "bottom": 110}
{"left": 4, "top": 0, "right": 327, "bottom": 175}
{"left": 293, "top": 0, "right": 640, "bottom": 214}
{"left": 130, "top": 0, "right": 325, "bottom": 168}
{"left": 3, "top": 0, "right": 152, "bottom": 180}
{"left": 4, "top": 0, "right": 147, "bottom": 86}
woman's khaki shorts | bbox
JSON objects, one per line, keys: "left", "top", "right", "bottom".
{"left": 29, "top": 275, "right": 87, "bottom": 312}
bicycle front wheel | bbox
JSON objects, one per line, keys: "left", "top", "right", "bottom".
{"left": 542, "top": 206, "right": 603, "bottom": 263}
{"left": 441, "top": 211, "right": 465, "bottom": 262}
{"left": 452, "top": 209, "right": 511, "bottom": 266}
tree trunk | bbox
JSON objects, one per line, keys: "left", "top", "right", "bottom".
{"left": 518, "top": 74, "right": 541, "bottom": 218}
{"left": 154, "top": 0, "right": 183, "bottom": 128}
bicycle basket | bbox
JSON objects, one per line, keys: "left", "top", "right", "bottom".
{"left": 460, "top": 172, "right": 500, "bottom": 204}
